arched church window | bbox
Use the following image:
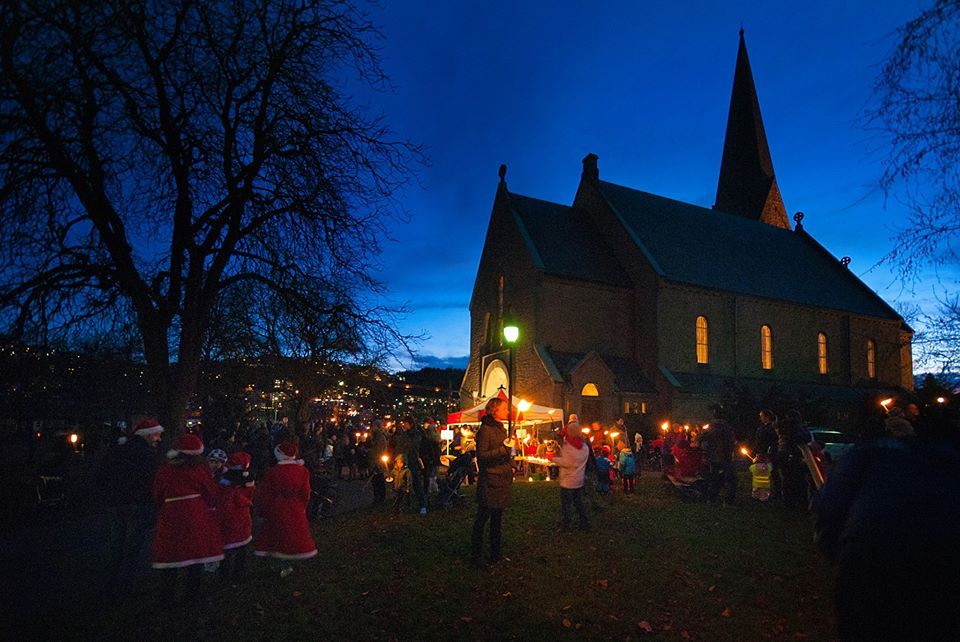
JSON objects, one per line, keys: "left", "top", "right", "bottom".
{"left": 696, "top": 316, "right": 709, "bottom": 364}
{"left": 761, "top": 325, "right": 773, "bottom": 370}
{"left": 818, "top": 332, "right": 828, "bottom": 375}
{"left": 581, "top": 383, "right": 600, "bottom": 397}
{"left": 866, "top": 339, "right": 876, "bottom": 379}
{"left": 482, "top": 360, "right": 508, "bottom": 399}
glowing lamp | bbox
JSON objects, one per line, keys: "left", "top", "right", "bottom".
{"left": 740, "top": 447, "right": 749, "bottom": 456}
{"left": 381, "top": 455, "right": 389, "bottom": 464}
{"left": 69, "top": 433, "right": 78, "bottom": 444}
{"left": 937, "top": 397, "right": 946, "bottom": 404}
{"left": 660, "top": 422, "right": 669, "bottom": 432}
{"left": 517, "top": 399, "right": 532, "bottom": 412}
{"left": 503, "top": 324, "right": 519, "bottom": 344}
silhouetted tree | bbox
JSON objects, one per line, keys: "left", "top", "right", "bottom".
{"left": 0, "top": 1, "right": 421, "bottom": 437}
{"left": 865, "top": 0, "right": 960, "bottom": 372}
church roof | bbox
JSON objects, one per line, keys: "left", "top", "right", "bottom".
{"left": 544, "top": 348, "right": 656, "bottom": 393}
{"left": 508, "top": 192, "right": 631, "bottom": 288}
{"left": 597, "top": 180, "right": 902, "bottom": 321}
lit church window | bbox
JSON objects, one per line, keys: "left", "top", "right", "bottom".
{"left": 581, "top": 383, "right": 599, "bottom": 397}
{"left": 761, "top": 325, "right": 773, "bottom": 370}
{"left": 696, "top": 316, "right": 709, "bottom": 364}
{"left": 867, "top": 339, "right": 876, "bottom": 379}
{"left": 818, "top": 332, "right": 828, "bottom": 374}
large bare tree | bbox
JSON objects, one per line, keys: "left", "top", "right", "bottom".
{"left": 0, "top": 0, "right": 420, "bottom": 437}
{"left": 866, "top": 0, "right": 960, "bottom": 371}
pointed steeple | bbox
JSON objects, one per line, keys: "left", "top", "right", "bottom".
{"left": 713, "top": 29, "right": 790, "bottom": 229}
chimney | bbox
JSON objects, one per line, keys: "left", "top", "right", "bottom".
{"left": 582, "top": 153, "right": 599, "bottom": 181}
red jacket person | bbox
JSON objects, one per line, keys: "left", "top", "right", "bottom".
{"left": 253, "top": 441, "right": 318, "bottom": 564}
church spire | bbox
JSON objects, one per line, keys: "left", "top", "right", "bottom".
{"left": 713, "top": 29, "right": 790, "bottom": 229}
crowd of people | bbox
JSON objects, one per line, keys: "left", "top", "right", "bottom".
{"left": 88, "top": 394, "right": 960, "bottom": 640}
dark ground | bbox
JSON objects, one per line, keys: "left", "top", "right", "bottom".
{"left": 0, "top": 472, "right": 837, "bottom": 640}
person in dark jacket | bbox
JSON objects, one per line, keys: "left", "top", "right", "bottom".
{"left": 391, "top": 416, "right": 427, "bottom": 514}
{"left": 699, "top": 417, "right": 736, "bottom": 505}
{"left": 756, "top": 409, "right": 780, "bottom": 499}
{"left": 95, "top": 418, "right": 164, "bottom": 600}
{"left": 470, "top": 397, "right": 513, "bottom": 566}
{"left": 813, "top": 406, "right": 960, "bottom": 642}
{"left": 369, "top": 419, "right": 389, "bottom": 506}
{"left": 775, "top": 410, "right": 811, "bottom": 511}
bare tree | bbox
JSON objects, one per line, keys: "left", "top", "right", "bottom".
{"left": 865, "top": 0, "right": 960, "bottom": 371}
{"left": 0, "top": 0, "right": 421, "bottom": 437}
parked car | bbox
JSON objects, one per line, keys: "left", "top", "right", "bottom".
{"left": 807, "top": 428, "right": 856, "bottom": 466}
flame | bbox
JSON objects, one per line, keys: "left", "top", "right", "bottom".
{"left": 69, "top": 433, "right": 78, "bottom": 444}
{"left": 880, "top": 398, "right": 893, "bottom": 408}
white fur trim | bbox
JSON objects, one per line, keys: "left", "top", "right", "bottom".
{"left": 223, "top": 536, "right": 252, "bottom": 550}
{"left": 152, "top": 553, "right": 224, "bottom": 569}
{"left": 276, "top": 458, "right": 304, "bottom": 466}
{"left": 274, "top": 445, "right": 297, "bottom": 461}
{"left": 253, "top": 548, "right": 317, "bottom": 560}
{"left": 134, "top": 424, "right": 164, "bottom": 437}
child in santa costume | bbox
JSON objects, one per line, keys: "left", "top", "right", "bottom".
{"left": 151, "top": 433, "right": 223, "bottom": 603}
{"left": 253, "top": 441, "right": 317, "bottom": 576}
{"left": 216, "top": 451, "right": 254, "bottom": 584}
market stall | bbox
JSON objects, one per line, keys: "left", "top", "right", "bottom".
{"left": 445, "top": 391, "right": 563, "bottom": 480}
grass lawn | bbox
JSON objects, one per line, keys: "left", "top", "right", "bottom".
{"left": 56, "top": 473, "right": 837, "bottom": 640}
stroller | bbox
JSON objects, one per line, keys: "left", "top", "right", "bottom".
{"left": 437, "top": 450, "right": 476, "bottom": 509}
{"left": 307, "top": 471, "right": 338, "bottom": 520}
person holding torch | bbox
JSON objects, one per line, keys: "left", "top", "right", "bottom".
{"left": 369, "top": 419, "right": 389, "bottom": 507}
{"left": 470, "top": 397, "right": 513, "bottom": 567}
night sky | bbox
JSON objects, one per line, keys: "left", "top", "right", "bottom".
{"left": 357, "top": 1, "right": 933, "bottom": 370}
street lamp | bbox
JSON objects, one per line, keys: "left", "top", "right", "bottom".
{"left": 503, "top": 320, "right": 519, "bottom": 439}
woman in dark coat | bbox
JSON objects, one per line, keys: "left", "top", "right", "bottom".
{"left": 470, "top": 397, "right": 513, "bottom": 565}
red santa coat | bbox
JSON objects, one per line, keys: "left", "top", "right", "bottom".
{"left": 151, "top": 460, "right": 224, "bottom": 568}
{"left": 253, "top": 461, "right": 317, "bottom": 560}
{"left": 217, "top": 483, "right": 254, "bottom": 550}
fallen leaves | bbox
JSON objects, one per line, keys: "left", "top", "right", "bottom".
{"left": 721, "top": 607, "right": 732, "bottom": 618}
{"left": 562, "top": 618, "right": 572, "bottom": 628}
{"left": 638, "top": 620, "right": 653, "bottom": 633}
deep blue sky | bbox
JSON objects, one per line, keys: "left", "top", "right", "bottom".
{"left": 360, "top": 1, "right": 931, "bottom": 370}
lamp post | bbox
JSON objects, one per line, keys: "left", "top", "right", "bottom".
{"left": 503, "top": 321, "right": 519, "bottom": 438}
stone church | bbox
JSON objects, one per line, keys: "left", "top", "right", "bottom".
{"left": 460, "top": 31, "right": 913, "bottom": 431}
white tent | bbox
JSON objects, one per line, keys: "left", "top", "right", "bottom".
{"left": 446, "top": 391, "right": 562, "bottom": 424}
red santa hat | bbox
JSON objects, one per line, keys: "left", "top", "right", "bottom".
{"left": 118, "top": 418, "right": 164, "bottom": 444}
{"left": 274, "top": 441, "right": 299, "bottom": 461}
{"left": 226, "top": 451, "right": 251, "bottom": 470}
{"left": 167, "top": 433, "right": 204, "bottom": 458}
